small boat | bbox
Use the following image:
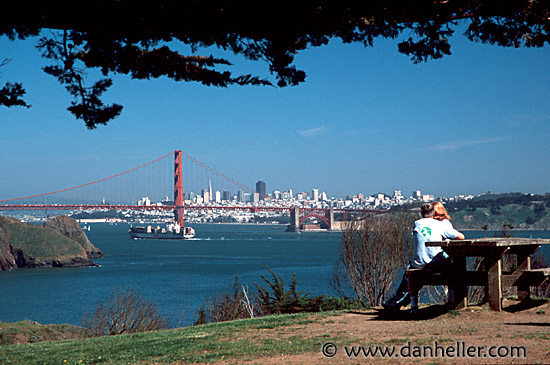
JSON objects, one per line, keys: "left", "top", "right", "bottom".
{"left": 128, "top": 222, "right": 195, "bottom": 240}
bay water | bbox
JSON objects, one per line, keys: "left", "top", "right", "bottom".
{"left": 1, "top": 224, "right": 549, "bottom": 327}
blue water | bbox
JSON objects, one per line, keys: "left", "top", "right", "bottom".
{"left": 1, "top": 224, "right": 549, "bottom": 327}
{"left": 0, "top": 224, "right": 340, "bottom": 326}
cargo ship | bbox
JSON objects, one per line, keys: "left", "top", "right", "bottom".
{"left": 128, "top": 222, "right": 195, "bottom": 240}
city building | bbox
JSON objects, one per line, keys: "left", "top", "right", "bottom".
{"left": 201, "top": 189, "right": 210, "bottom": 204}
{"left": 312, "top": 188, "right": 319, "bottom": 201}
{"left": 256, "top": 181, "right": 266, "bottom": 199}
{"left": 137, "top": 196, "right": 151, "bottom": 206}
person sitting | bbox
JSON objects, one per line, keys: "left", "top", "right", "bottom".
{"left": 383, "top": 202, "right": 464, "bottom": 313}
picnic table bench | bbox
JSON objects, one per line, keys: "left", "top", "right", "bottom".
{"left": 406, "top": 238, "right": 550, "bottom": 311}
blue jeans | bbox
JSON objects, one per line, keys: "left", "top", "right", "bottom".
{"left": 390, "top": 252, "right": 451, "bottom": 306}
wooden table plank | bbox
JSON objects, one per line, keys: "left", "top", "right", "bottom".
{"left": 427, "top": 238, "right": 550, "bottom": 247}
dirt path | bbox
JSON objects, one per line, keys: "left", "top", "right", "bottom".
{"left": 239, "top": 299, "right": 550, "bottom": 364}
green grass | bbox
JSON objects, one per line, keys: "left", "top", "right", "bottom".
{"left": 0, "top": 216, "right": 86, "bottom": 260}
{"left": 447, "top": 310, "right": 460, "bottom": 319}
{"left": 0, "top": 312, "right": 343, "bottom": 364}
{"left": 515, "top": 333, "right": 550, "bottom": 341}
{"left": 451, "top": 204, "right": 545, "bottom": 230}
{"left": 0, "top": 321, "right": 91, "bottom": 346}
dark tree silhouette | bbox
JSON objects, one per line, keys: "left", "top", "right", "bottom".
{"left": 2, "top": 1, "right": 550, "bottom": 128}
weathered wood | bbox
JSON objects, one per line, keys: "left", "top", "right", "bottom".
{"left": 515, "top": 246, "right": 533, "bottom": 301}
{"left": 405, "top": 269, "right": 487, "bottom": 286}
{"left": 486, "top": 255, "right": 502, "bottom": 311}
{"left": 434, "top": 246, "right": 509, "bottom": 258}
{"left": 428, "top": 238, "right": 550, "bottom": 248}
{"left": 502, "top": 268, "right": 550, "bottom": 287}
{"left": 419, "top": 238, "right": 550, "bottom": 312}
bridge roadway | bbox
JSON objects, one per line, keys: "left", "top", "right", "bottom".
{"left": 0, "top": 204, "right": 383, "bottom": 215}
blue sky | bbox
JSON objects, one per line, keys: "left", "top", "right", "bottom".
{"left": 1, "top": 29, "right": 549, "bottom": 200}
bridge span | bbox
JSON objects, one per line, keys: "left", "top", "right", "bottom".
{"left": 0, "top": 150, "right": 387, "bottom": 231}
{"left": 0, "top": 204, "right": 386, "bottom": 231}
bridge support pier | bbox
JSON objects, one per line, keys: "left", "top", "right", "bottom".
{"left": 286, "top": 206, "right": 300, "bottom": 232}
{"left": 286, "top": 206, "right": 335, "bottom": 231}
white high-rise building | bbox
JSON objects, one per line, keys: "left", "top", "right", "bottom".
{"left": 422, "top": 194, "right": 434, "bottom": 202}
{"left": 138, "top": 196, "right": 151, "bottom": 206}
{"left": 202, "top": 189, "right": 210, "bottom": 203}
{"left": 215, "top": 190, "right": 221, "bottom": 203}
{"left": 312, "top": 188, "right": 319, "bottom": 202}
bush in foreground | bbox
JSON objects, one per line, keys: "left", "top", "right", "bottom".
{"left": 331, "top": 213, "right": 415, "bottom": 306}
{"left": 195, "top": 269, "right": 365, "bottom": 325}
{"left": 82, "top": 287, "right": 169, "bottom": 336}
{"left": 194, "top": 277, "right": 255, "bottom": 325}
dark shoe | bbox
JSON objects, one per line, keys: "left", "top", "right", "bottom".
{"left": 383, "top": 302, "right": 401, "bottom": 312}
{"left": 382, "top": 296, "right": 399, "bottom": 311}
{"left": 409, "top": 306, "right": 419, "bottom": 315}
{"left": 397, "top": 293, "right": 410, "bottom": 307}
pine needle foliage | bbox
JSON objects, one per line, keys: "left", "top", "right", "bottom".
{"left": 255, "top": 267, "right": 324, "bottom": 315}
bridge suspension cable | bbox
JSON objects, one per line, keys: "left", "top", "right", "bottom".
{"left": 0, "top": 152, "right": 174, "bottom": 203}
{"left": 179, "top": 150, "right": 256, "bottom": 194}
{"left": 0, "top": 150, "right": 260, "bottom": 206}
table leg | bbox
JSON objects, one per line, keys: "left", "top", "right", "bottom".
{"left": 450, "top": 256, "right": 467, "bottom": 309}
{"left": 486, "top": 255, "right": 502, "bottom": 311}
{"left": 512, "top": 246, "right": 539, "bottom": 301}
{"left": 517, "top": 252, "right": 531, "bottom": 301}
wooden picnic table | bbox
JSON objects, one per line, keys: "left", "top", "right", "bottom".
{"left": 426, "top": 237, "right": 550, "bottom": 311}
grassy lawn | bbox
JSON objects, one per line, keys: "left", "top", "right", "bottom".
{"left": 0, "top": 321, "right": 91, "bottom": 346}
{"left": 0, "top": 216, "right": 86, "bottom": 261}
{"left": 0, "top": 312, "right": 341, "bottom": 364}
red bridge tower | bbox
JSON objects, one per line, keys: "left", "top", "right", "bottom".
{"left": 174, "top": 150, "right": 185, "bottom": 227}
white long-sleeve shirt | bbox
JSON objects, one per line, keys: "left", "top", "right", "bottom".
{"left": 412, "top": 218, "right": 461, "bottom": 269}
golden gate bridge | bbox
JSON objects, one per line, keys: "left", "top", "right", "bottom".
{"left": 0, "top": 150, "right": 384, "bottom": 230}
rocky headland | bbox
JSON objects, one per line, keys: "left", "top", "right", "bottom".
{"left": 0, "top": 215, "right": 103, "bottom": 270}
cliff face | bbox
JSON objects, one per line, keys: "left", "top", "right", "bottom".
{"left": 42, "top": 216, "right": 103, "bottom": 258}
{"left": 0, "top": 227, "right": 17, "bottom": 270}
{"left": 0, "top": 215, "right": 103, "bottom": 270}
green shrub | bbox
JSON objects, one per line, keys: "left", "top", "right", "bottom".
{"left": 195, "top": 268, "right": 368, "bottom": 325}
{"left": 319, "top": 296, "right": 367, "bottom": 311}
{"left": 255, "top": 267, "right": 324, "bottom": 315}
{"left": 194, "top": 276, "right": 255, "bottom": 325}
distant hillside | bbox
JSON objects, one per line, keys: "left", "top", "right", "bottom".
{"left": 444, "top": 193, "right": 550, "bottom": 230}
{"left": 393, "top": 193, "right": 550, "bottom": 230}
{"left": 0, "top": 215, "right": 103, "bottom": 270}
